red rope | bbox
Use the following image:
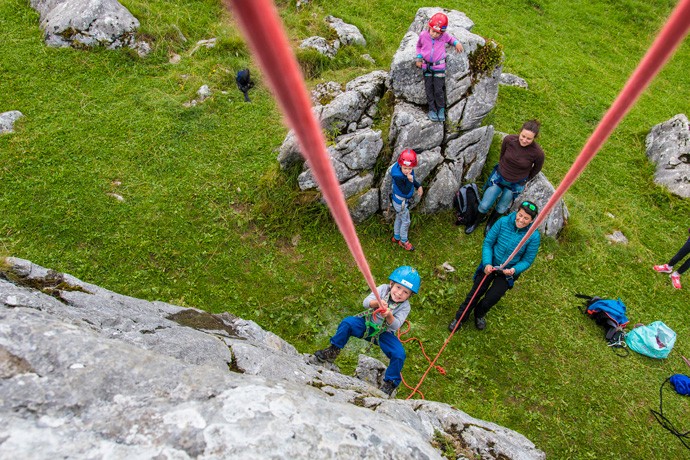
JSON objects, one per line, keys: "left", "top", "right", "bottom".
{"left": 406, "top": 0, "right": 690, "bottom": 398}
{"left": 225, "top": 0, "right": 384, "bottom": 306}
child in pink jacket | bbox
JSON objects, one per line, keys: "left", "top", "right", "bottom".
{"left": 416, "top": 12, "right": 463, "bottom": 122}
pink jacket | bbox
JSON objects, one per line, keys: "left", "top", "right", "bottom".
{"left": 416, "top": 30, "right": 458, "bottom": 72}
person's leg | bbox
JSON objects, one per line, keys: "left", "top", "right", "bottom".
{"left": 378, "top": 332, "right": 406, "bottom": 387}
{"left": 495, "top": 184, "right": 523, "bottom": 214}
{"left": 478, "top": 184, "right": 502, "bottom": 214}
{"left": 330, "top": 316, "right": 366, "bottom": 349}
{"left": 434, "top": 75, "right": 446, "bottom": 120}
{"left": 398, "top": 206, "right": 411, "bottom": 243}
{"left": 393, "top": 200, "right": 403, "bottom": 241}
{"left": 454, "top": 272, "right": 494, "bottom": 321}
{"left": 669, "top": 237, "right": 690, "bottom": 269}
{"left": 315, "top": 315, "right": 366, "bottom": 362}
{"left": 424, "top": 74, "right": 438, "bottom": 117}
{"left": 676, "top": 258, "right": 690, "bottom": 275}
{"left": 473, "top": 275, "right": 511, "bottom": 319}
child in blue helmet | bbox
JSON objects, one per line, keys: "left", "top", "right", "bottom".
{"left": 314, "top": 266, "right": 421, "bottom": 397}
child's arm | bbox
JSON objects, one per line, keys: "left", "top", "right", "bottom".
{"left": 415, "top": 34, "right": 424, "bottom": 68}
{"left": 445, "top": 34, "right": 464, "bottom": 53}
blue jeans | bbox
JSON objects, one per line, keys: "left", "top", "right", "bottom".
{"left": 330, "top": 316, "right": 406, "bottom": 386}
{"left": 479, "top": 170, "right": 525, "bottom": 214}
{"left": 393, "top": 200, "right": 411, "bottom": 242}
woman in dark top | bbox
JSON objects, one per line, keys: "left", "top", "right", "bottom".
{"left": 466, "top": 120, "right": 545, "bottom": 234}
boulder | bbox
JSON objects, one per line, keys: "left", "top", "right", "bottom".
{"left": 30, "top": 0, "right": 140, "bottom": 49}
{"left": 350, "top": 188, "right": 381, "bottom": 224}
{"left": 499, "top": 73, "right": 529, "bottom": 89}
{"left": 0, "top": 111, "right": 24, "bottom": 134}
{"left": 389, "top": 102, "right": 444, "bottom": 158}
{"left": 645, "top": 114, "right": 690, "bottom": 198}
{"left": 0, "top": 257, "right": 546, "bottom": 459}
{"left": 511, "top": 172, "right": 569, "bottom": 238}
{"left": 460, "top": 65, "right": 502, "bottom": 130}
{"left": 300, "top": 36, "right": 339, "bottom": 58}
{"left": 445, "top": 125, "right": 494, "bottom": 182}
{"left": 311, "top": 81, "right": 343, "bottom": 105}
{"left": 325, "top": 16, "right": 366, "bottom": 46}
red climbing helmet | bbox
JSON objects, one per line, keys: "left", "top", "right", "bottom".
{"left": 397, "top": 149, "right": 418, "bottom": 168}
{"left": 428, "top": 12, "right": 448, "bottom": 32}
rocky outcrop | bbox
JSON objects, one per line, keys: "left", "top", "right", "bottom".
{"left": 30, "top": 0, "right": 142, "bottom": 50}
{"left": 325, "top": 16, "right": 366, "bottom": 47}
{"left": 645, "top": 114, "right": 690, "bottom": 198}
{"left": 0, "top": 111, "right": 23, "bottom": 134}
{"left": 0, "top": 258, "right": 545, "bottom": 459}
{"left": 300, "top": 36, "right": 340, "bottom": 58}
{"left": 500, "top": 73, "right": 529, "bottom": 89}
{"left": 278, "top": 8, "right": 567, "bottom": 236}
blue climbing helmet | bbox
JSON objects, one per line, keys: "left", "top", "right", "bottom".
{"left": 389, "top": 266, "right": 421, "bottom": 294}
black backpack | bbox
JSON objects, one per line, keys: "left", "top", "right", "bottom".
{"left": 453, "top": 183, "right": 480, "bottom": 227}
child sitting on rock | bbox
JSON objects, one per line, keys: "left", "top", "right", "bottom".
{"left": 416, "top": 12, "right": 464, "bottom": 122}
{"left": 314, "top": 266, "right": 421, "bottom": 397}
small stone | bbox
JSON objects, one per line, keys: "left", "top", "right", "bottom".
{"left": 442, "top": 262, "right": 456, "bottom": 272}
{"left": 605, "top": 231, "right": 628, "bottom": 244}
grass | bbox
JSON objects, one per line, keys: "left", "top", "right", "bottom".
{"left": 1, "top": 0, "right": 689, "bottom": 458}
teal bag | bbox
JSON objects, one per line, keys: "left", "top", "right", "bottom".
{"left": 625, "top": 321, "right": 676, "bottom": 359}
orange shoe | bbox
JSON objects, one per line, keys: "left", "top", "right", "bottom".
{"left": 653, "top": 263, "right": 673, "bottom": 273}
{"left": 398, "top": 240, "right": 415, "bottom": 251}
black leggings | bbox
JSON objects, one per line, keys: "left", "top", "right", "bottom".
{"left": 454, "top": 271, "right": 511, "bottom": 321}
{"left": 424, "top": 74, "right": 446, "bottom": 112}
{"left": 669, "top": 237, "right": 690, "bottom": 275}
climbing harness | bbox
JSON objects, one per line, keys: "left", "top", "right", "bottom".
{"left": 355, "top": 292, "right": 400, "bottom": 347}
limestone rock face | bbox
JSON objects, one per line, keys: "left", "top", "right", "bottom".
{"left": 30, "top": 0, "right": 140, "bottom": 49}
{"left": 0, "top": 258, "right": 546, "bottom": 459}
{"left": 646, "top": 114, "right": 690, "bottom": 198}
{"left": 325, "top": 16, "right": 366, "bottom": 46}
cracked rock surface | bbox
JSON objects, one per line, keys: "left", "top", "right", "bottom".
{"left": 0, "top": 257, "right": 544, "bottom": 459}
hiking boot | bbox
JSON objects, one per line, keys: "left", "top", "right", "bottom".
{"left": 391, "top": 236, "right": 400, "bottom": 244}
{"left": 448, "top": 318, "right": 461, "bottom": 332}
{"left": 428, "top": 110, "right": 439, "bottom": 122}
{"left": 475, "top": 316, "right": 486, "bottom": 330}
{"left": 670, "top": 272, "right": 682, "bottom": 289}
{"left": 437, "top": 107, "right": 446, "bottom": 122}
{"left": 465, "top": 212, "right": 486, "bottom": 235}
{"left": 653, "top": 263, "right": 673, "bottom": 273}
{"left": 380, "top": 380, "right": 398, "bottom": 396}
{"left": 398, "top": 240, "right": 415, "bottom": 251}
{"left": 314, "top": 344, "right": 341, "bottom": 363}
{"left": 484, "top": 210, "right": 504, "bottom": 235}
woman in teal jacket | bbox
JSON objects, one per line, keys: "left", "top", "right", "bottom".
{"left": 449, "top": 201, "right": 541, "bottom": 331}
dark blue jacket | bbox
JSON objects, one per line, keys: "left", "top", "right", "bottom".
{"left": 390, "top": 163, "right": 421, "bottom": 204}
{"left": 482, "top": 212, "right": 540, "bottom": 275}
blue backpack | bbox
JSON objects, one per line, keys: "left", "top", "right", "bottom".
{"left": 576, "top": 294, "right": 629, "bottom": 350}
